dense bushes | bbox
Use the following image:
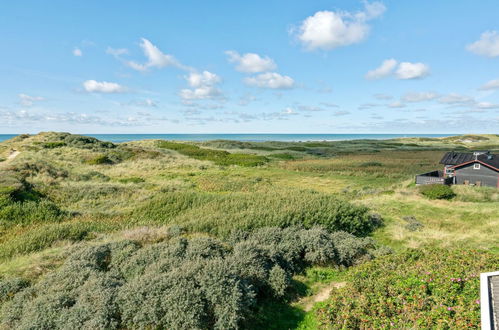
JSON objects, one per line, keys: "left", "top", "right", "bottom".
{"left": 132, "top": 191, "right": 383, "bottom": 237}
{"left": 420, "top": 184, "right": 456, "bottom": 200}
{"left": 157, "top": 141, "right": 268, "bottom": 166}
{"left": 315, "top": 249, "right": 499, "bottom": 328}
{"left": 0, "top": 226, "right": 383, "bottom": 329}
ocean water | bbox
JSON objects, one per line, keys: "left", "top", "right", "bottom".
{"left": 0, "top": 133, "right": 453, "bottom": 143}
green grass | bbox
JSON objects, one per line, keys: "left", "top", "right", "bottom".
{"left": 0, "top": 132, "right": 498, "bottom": 328}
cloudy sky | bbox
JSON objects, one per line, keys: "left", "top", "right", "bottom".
{"left": 1, "top": 0, "right": 499, "bottom": 133}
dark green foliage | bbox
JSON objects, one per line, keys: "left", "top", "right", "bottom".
{"left": 42, "top": 141, "right": 66, "bottom": 149}
{"left": 157, "top": 140, "right": 268, "bottom": 166}
{"left": 118, "top": 177, "right": 145, "bottom": 184}
{"left": 1, "top": 227, "right": 382, "bottom": 329}
{"left": 85, "top": 154, "right": 113, "bottom": 165}
{"left": 420, "top": 184, "right": 456, "bottom": 200}
{"left": 270, "top": 153, "right": 296, "bottom": 160}
{"left": 0, "top": 278, "right": 29, "bottom": 304}
{"left": 62, "top": 133, "right": 116, "bottom": 149}
{"left": 132, "top": 191, "right": 382, "bottom": 237}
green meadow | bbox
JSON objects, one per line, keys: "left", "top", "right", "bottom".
{"left": 0, "top": 132, "right": 498, "bottom": 329}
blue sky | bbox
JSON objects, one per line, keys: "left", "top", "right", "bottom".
{"left": 1, "top": 0, "right": 499, "bottom": 133}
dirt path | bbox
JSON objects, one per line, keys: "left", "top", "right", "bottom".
{"left": 7, "top": 150, "right": 20, "bottom": 161}
{"left": 302, "top": 282, "right": 346, "bottom": 312}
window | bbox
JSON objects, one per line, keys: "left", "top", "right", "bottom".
{"left": 473, "top": 163, "right": 480, "bottom": 170}
{"left": 445, "top": 168, "right": 453, "bottom": 175}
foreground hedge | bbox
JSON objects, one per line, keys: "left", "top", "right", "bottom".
{"left": 0, "top": 226, "right": 384, "bottom": 329}
{"left": 315, "top": 249, "right": 499, "bottom": 329}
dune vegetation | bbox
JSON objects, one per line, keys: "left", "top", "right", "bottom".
{"left": 0, "top": 132, "right": 498, "bottom": 329}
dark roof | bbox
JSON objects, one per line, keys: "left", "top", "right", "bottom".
{"left": 440, "top": 152, "right": 474, "bottom": 165}
{"left": 440, "top": 151, "right": 499, "bottom": 170}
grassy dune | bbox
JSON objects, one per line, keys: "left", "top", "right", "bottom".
{"left": 0, "top": 132, "right": 498, "bottom": 328}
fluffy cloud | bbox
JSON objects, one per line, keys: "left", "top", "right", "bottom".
{"left": 479, "top": 79, "right": 499, "bottom": 90}
{"left": 395, "top": 62, "right": 430, "bottom": 79}
{"left": 402, "top": 92, "right": 439, "bottom": 102}
{"left": 18, "top": 94, "right": 44, "bottom": 107}
{"left": 180, "top": 71, "right": 222, "bottom": 100}
{"left": 365, "top": 59, "right": 397, "bottom": 79}
{"left": 467, "top": 31, "right": 499, "bottom": 57}
{"left": 294, "top": 1, "right": 385, "bottom": 51}
{"left": 127, "top": 38, "right": 185, "bottom": 71}
{"left": 83, "top": 80, "right": 127, "bottom": 93}
{"left": 73, "top": 48, "right": 82, "bottom": 57}
{"left": 225, "top": 51, "right": 276, "bottom": 73}
{"left": 244, "top": 72, "right": 295, "bottom": 89}
{"left": 373, "top": 93, "right": 393, "bottom": 100}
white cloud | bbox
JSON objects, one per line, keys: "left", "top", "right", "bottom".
{"left": 106, "top": 47, "right": 128, "bottom": 57}
{"left": 282, "top": 107, "right": 298, "bottom": 115}
{"left": 180, "top": 71, "right": 222, "bottom": 100}
{"left": 333, "top": 110, "right": 350, "bottom": 116}
{"left": 185, "top": 71, "right": 221, "bottom": 88}
{"left": 387, "top": 101, "right": 406, "bottom": 108}
{"left": 225, "top": 51, "right": 276, "bottom": 73}
{"left": 402, "top": 92, "right": 439, "bottom": 102}
{"left": 395, "top": 62, "right": 430, "bottom": 79}
{"left": 127, "top": 38, "right": 185, "bottom": 71}
{"left": 467, "top": 31, "right": 499, "bottom": 57}
{"left": 479, "top": 79, "right": 499, "bottom": 91}
{"left": 373, "top": 93, "right": 392, "bottom": 100}
{"left": 365, "top": 59, "right": 397, "bottom": 80}
{"left": 476, "top": 101, "right": 499, "bottom": 109}
{"left": 83, "top": 80, "right": 127, "bottom": 93}
{"left": 18, "top": 94, "right": 44, "bottom": 107}
{"left": 244, "top": 72, "right": 295, "bottom": 89}
{"left": 294, "top": 1, "right": 385, "bottom": 51}
{"left": 438, "top": 93, "right": 473, "bottom": 105}
{"left": 73, "top": 48, "right": 82, "bottom": 57}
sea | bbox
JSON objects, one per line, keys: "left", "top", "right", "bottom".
{"left": 0, "top": 133, "right": 453, "bottom": 143}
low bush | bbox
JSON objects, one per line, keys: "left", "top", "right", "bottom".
{"left": 420, "top": 184, "right": 456, "bottom": 200}
{"left": 157, "top": 141, "right": 268, "bottom": 167}
{"left": 119, "top": 177, "right": 145, "bottom": 184}
{"left": 0, "top": 227, "right": 382, "bottom": 329}
{"left": 315, "top": 249, "right": 498, "bottom": 328}
{"left": 270, "top": 153, "right": 296, "bottom": 160}
{"left": 42, "top": 142, "right": 66, "bottom": 149}
{"left": 85, "top": 154, "right": 113, "bottom": 165}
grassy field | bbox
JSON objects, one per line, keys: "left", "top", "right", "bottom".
{"left": 0, "top": 132, "right": 498, "bottom": 328}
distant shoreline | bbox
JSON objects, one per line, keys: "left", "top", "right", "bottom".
{"left": 0, "top": 133, "right": 454, "bottom": 143}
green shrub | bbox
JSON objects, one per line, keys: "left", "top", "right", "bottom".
{"left": 42, "top": 142, "right": 66, "bottom": 149}
{"left": 157, "top": 141, "right": 268, "bottom": 167}
{"left": 118, "top": 177, "right": 145, "bottom": 184}
{"left": 0, "top": 200, "right": 66, "bottom": 228}
{"left": 420, "top": 184, "right": 456, "bottom": 200}
{"left": 270, "top": 153, "right": 295, "bottom": 160}
{"left": 315, "top": 249, "right": 499, "bottom": 329}
{"left": 0, "top": 227, "right": 382, "bottom": 329}
{"left": 85, "top": 154, "right": 113, "bottom": 165}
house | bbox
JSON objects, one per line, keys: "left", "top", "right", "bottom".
{"left": 416, "top": 151, "right": 499, "bottom": 188}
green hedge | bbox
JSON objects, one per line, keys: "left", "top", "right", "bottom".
{"left": 157, "top": 141, "right": 268, "bottom": 166}
{"left": 420, "top": 184, "right": 456, "bottom": 200}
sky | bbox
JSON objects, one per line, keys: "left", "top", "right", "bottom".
{"left": 1, "top": 0, "right": 499, "bottom": 134}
